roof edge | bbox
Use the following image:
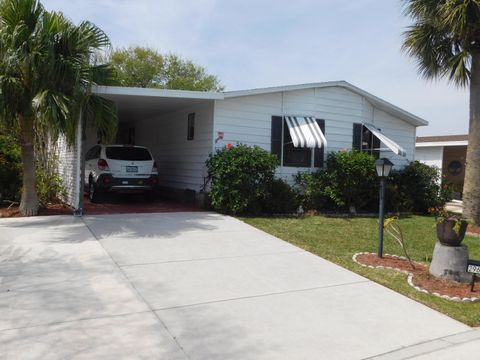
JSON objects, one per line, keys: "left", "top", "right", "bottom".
{"left": 94, "top": 85, "right": 224, "bottom": 100}
{"left": 416, "top": 141, "right": 468, "bottom": 147}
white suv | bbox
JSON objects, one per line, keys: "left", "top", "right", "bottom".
{"left": 84, "top": 144, "right": 159, "bottom": 202}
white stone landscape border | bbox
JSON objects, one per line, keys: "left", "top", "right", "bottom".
{"left": 352, "top": 252, "right": 480, "bottom": 303}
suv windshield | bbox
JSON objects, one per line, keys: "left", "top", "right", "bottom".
{"left": 105, "top": 147, "right": 152, "bottom": 161}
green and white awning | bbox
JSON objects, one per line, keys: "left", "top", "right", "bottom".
{"left": 284, "top": 116, "right": 327, "bottom": 148}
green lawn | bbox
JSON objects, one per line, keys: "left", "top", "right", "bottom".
{"left": 241, "top": 215, "right": 480, "bottom": 327}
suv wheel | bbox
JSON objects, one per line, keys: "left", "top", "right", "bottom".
{"left": 89, "top": 180, "right": 102, "bottom": 203}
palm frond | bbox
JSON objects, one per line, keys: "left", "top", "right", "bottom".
{"left": 0, "top": 0, "right": 117, "bottom": 146}
{"left": 401, "top": 0, "right": 480, "bottom": 87}
{"left": 77, "top": 21, "right": 110, "bottom": 49}
{"left": 402, "top": 22, "right": 454, "bottom": 80}
{"left": 440, "top": 0, "right": 480, "bottom": 41}
{"left": 91, "top": 63, "right": 119, "bottom": 86}
{"left": 85, "top": 94, "right": 118, "bottom": 143}
{"left": 448, "top": 50, "right": 472, "bottom": 86}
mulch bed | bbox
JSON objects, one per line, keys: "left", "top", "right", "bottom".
{"left": 467, "top": 225, "right": 480, "bottom": 236}
{"left": 0, "top": 195, "right": 202, "bottom": 218}
{"left": 356, "top": 253, "right": 427, "bottom": 275}
{"left": 355, "top": 253, "right": 479, "bottom": 301}
{"left": 413, "top": 273, "right": 479, "bottom": 299}
{"left": 0, "top": 203, "right": 75, "bottom": 217}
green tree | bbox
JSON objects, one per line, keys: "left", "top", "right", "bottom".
{"left": 0, "top": 0, "right": 117, "bottom": 216}
{"left": 401, "top": 0, "right": 480, "bottom": 224}
{"left": 110, "top": 46, "right": 224, "bottom": 91}
{"left": 110, "top": 47, "right": 164, "bottom": 88}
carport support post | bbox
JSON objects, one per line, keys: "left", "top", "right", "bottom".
{"left": 378, "top": 177, "right": 386, "bottom": 258}
{"left": 75, "top": 111, "right": 86, "bottom": 216}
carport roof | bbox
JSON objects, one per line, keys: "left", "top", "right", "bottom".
{"left": 94, "top": 86, "right": 224, "bottom": 120}
{"left": 94, "top": 86, "right": 224, "bottom": 100}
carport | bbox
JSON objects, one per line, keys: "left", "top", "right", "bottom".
{"left": 57, "top": 86, "right": 224, "bottom": 214}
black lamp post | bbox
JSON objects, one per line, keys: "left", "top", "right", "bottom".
{"left": 375, "top": 158, "right": 393, "bottom": 258}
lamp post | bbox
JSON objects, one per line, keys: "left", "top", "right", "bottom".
{"left": 375, "top": 158, "right": 393, "bottom": 258}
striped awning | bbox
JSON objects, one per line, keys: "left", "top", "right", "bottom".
{"left": 362, "top": 122, "right": 406, "bottom": 157}
{"left": 284, "top": 116, "right": 327, "bottom": 148}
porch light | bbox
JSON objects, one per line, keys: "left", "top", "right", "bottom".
{"left": 375, "top": 158, "right": 393, "bottom": 258}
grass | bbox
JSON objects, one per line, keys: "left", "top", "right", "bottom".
{"left": 241, "top": 215, "right": 480, "bottom": 327}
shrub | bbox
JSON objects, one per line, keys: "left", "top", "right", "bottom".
{"left": 295, "top": 171, "right": 332, "bottom": 210}
{"left": 0, "top": 132, "right": 65, "bottom": 207}
{"left": 206, "top": 144, "right": 278, "bottom": 215}
{"left": 296, "top": 151, "right": 377, "bottom": 213}
{"left": 262, "top": 179, "right": 300, "bottom": 214}
{"left": 439, "top": 181, "right": 455, "bottom": 204}
{"left": 36, "top": 161, "right": 65, "bottom": 205}
{"left": 324, "top": 150, "right": 378, "bottom": 213}
{"left": 0, "top": 133, "right": 22, "bottom": 203}
{"left": 388, "top": 161, "right": 441, "bottom": 213}
{"left": 296, "top": 153, "right": 443, "bottom": 215}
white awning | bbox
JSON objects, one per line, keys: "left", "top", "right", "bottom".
{"left": 284, "top": 116, "right": 327, "bottom": 148}
{"left": 362, "top": 122, "right": 406, "bottom": 157}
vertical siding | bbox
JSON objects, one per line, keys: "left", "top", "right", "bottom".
{"left": 214, "top": 86, "right": 417, "bottom": 183}
{"left": 134, "top": 101, "right": 214, "bottom": 191}
{"left": 372, "top": 108, "right": 416, "bottom": 167}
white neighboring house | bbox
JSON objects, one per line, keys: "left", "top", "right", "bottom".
{"left": 56, "top": 81, "right": 428, "bottom": 212}
{"left": 415, "top": 135, "right": 468, "bottom": 196}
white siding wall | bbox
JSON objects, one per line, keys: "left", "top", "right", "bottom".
{"left": 134, "top": 101, "right": 214, "bottom": 191}
{"left": 214, "top": 87, "right": 417, "bottom": 183}
{"left": 415, "top": 146, "right": 444, "bottom": 171}
{"left": 56, "top": 87, "right": 419, "bottom": 204}
{"left": 370, "top": 107, "right": 416, "bottom": 167}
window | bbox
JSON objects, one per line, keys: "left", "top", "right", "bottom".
{"left": 105, "top": 147, "right": 152, "bottom": 161}
{"left": 271, "top": 116, "right": 325, "bottom": 168}
{"left": 187, "top": 113, "right": 195, "bottom": 140}
{"left": 353, "top": 123, "right": 380, "bottom": 158}
{"left": 283, "top": 121, "right": 311, "bottom": 167}
{"left": 85, "top": 145, "right": 101, "bottom": 161}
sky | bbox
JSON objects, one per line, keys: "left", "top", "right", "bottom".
{"left": 42, "top": 0, "right": 469, "bottom": 136}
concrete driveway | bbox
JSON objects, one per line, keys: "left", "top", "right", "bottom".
{"left": 0, "top": 212, "right": 478, "bottom": 359}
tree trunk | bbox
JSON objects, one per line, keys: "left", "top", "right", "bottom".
{"left": 463, "top": 50, "right": 480, "bottom": 225}
{"left": 19, "top": 115, "right": 39, "bottom": 216}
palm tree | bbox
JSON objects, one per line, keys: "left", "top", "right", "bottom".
{"left": 0, "top": 0, "right": 117, "bottom": 216}
{"left": 402, "top": 0, "right": 480, "bottom": 225}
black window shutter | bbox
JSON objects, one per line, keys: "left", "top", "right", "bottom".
{"left": 314, "top": 119, "right": 325, "bottom": 168}
{"left": 352, "top": 123, "right": 363, "bottom": 150}
{"left": 271, "top": 116, "right": 282, "bottom": 161}
{"left": 372, "top": 132, "right": 381, "bottom": 158}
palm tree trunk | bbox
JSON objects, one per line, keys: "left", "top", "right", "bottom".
{"left": 463, "top": 50, "right": 480, "bottom": 225}
{"left": 19, "top": 114, "right": 39, "bottom": 216}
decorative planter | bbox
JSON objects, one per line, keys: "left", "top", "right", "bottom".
{"left": 429, "top": 242, "right": 472, "bottom": 283}
{"left": 436, "top": 219, "right": 468, "bottom": 247}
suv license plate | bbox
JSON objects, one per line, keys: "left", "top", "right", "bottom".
{"left": 126, "top": 166, "right": 138, "bottom": 173}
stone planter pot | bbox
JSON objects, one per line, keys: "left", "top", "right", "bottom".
{"left": 429, "top": 242, "right": 472, "bottom": 283}
{"left": 436, "top": 219, "right": 468, "bottom": 247}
